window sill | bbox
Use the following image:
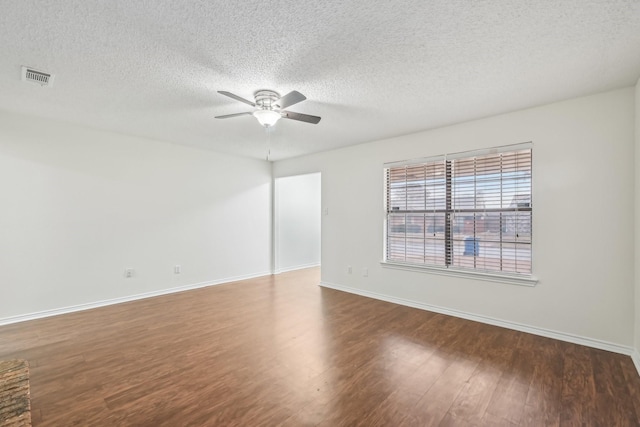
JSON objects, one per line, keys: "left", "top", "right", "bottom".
{"left": 380, "top": 261, "right": 538, "bottom": 287}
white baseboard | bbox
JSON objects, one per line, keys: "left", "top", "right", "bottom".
{"left": 274, "top": 262, "right": 320, "bottom": 275}
{"left": 320, "top": 281, "right": 634, "bottom": 357}
{"left": 632, "top": 349, "right": 640, "bottom": 377}
{"left": 0, "top": 270, "right": 272, "bottom": 326}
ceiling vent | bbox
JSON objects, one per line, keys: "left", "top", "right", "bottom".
{"left": 21, "top": 66, "right": 54, "bottom": 87}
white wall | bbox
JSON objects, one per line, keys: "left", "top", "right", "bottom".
{"left": 274, "top": 87, "right": 636, "bottom": 348}
{"left": 635, "top": 77, "right": 640, "bottom": 361}
{"left": 0, "top": 110, "right": 272, "bottom": 321}
{"left": 274, "top": 173, "right": 321, "bottom": 272}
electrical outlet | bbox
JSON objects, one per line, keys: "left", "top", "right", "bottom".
{"left": 362, "top": 267, "right": 368, "bottom": 277}
{"left": 124, "top": 268, "right": 134, "bottom": 278}
{"left": 347, "top": 265, "right": 352, "bottom": 274}
{"left": 174, "top": 265, "right": 181, "bottom": 274}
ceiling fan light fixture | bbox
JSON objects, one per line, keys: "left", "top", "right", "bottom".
{"left": 253, "top": 109, "right": 281, "bottom": 127}
{"left": 216, "top": 89, "right": 320, "bottom": 125}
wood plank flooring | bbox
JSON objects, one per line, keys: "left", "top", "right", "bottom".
{"left": 1, "top": 267, "right": 639, "bottom": 426}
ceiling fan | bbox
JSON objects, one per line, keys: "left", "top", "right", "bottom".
{"left": 215, "top": 90, "right": 321, "bottom": 128}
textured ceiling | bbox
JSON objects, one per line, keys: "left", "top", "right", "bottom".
{"left": 1, "top": 1, "right": 639, "bottom": 161}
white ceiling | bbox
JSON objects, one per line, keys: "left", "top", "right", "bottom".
{"left": 1, "top": 1, "right": 639, "bottom": 161}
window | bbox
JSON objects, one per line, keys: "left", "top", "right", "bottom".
{"left": 384, "top": 143, "right": 532, "bottom": 276}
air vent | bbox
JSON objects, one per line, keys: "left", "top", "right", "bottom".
{"left": 21, "top": 66, "right": 54, "bottom": 87}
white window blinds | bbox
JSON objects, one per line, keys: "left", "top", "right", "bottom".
{"left": 385, "top": 143, "right": 532, "bottom": 275}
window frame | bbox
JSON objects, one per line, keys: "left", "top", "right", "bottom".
{"left": 381, "top": 143, "right": 537, "bottom": 286}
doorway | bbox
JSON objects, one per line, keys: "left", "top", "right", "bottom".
{"left": 274, "top": 173, "right": 321, "bottom": 273}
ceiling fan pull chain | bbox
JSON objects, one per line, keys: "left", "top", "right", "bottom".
{"left": 266, "top": 126, "right": 272, "bottom": 161}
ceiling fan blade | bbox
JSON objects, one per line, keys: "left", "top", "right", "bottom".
{"left": 281, "top": 111, "right": 321, "bottom": 124}
{"left": 275, "top": 91, "right": 306, "bottom": 109}
{"left": 217, "top": 91, "right": 256, "bottom": 107}
{"left": 215, "top": 112, "right": 253, "bottom": 119}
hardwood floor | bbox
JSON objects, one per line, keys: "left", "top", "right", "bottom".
{"left": 1, "top": 267, "right": 639, "bottom": 426}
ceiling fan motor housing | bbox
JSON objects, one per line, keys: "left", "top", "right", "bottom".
{"left": 254, "top": 90, "right": 280, "bottom": 110}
